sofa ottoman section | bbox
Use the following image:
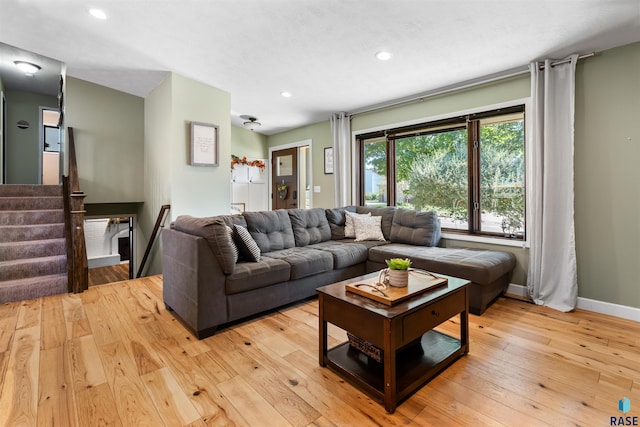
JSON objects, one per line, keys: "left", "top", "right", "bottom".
{"left": 367, "top": 244, "right": 516, "bottom": 314}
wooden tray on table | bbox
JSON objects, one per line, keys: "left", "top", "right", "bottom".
{"left": 345, "top": 269, "right": 448, "bottom": 306}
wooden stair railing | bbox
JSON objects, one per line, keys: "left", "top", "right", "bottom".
{"left": 63, "top": 127, "right": 88, "bottom": 293}
{"left": 137, "top": 204, "right": 170, "bottom": 278}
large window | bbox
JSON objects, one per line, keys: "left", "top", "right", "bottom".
{"left": 357, "top": 105, "right": 525, "bottom": 239}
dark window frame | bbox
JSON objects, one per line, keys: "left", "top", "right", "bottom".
{"left": 356, "top": 105, "right": 526, "bottom": 240}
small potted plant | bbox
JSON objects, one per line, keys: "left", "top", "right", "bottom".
{"left": 385, "top": 258, "right": 411, "bottom": 287}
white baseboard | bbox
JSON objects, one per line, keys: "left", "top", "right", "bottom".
{"left": 576, "top": 297, "right": 640, "bottom": 322}
{"left": 506, "top": 283, "right": 530, "bottom": 298}
{"left": 505, "top": 284, "right": 640, "bottom": 322}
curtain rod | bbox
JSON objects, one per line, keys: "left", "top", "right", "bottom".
{"left": 350, "top": 52, "right": 596, "bottom": 117}
{"left": 539, "top": 52, "right": 595, "bottom": 69}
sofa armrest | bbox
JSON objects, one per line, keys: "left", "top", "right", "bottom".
{"left": 162, "top": 228, "right": 228, "bottom": 336}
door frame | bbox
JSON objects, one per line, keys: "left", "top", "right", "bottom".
{"left": 268, "top": 139, "right": 313, "bottom": 210}
{"left": 38, "top": 105, "right": 60, "bottom": 184}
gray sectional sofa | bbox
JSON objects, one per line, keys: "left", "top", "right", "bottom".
{"left": 162, "top": 206, "right": 516, "bottom": 338}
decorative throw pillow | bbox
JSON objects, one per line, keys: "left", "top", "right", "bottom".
{"left": 233, "top": 224, "right": 261, "bottom": 262}
{"left": 344, "top": 211, "right": 371, "bottom": 238}
{"left": 353, "top": 215, "right": 386, "bottom": 242}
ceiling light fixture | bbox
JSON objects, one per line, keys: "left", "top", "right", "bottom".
{"left": 375, "top": 51, "right": 392, "bottom": 61}
{"left": 14, "top": 61, "right": 41, "bottom": 74}
{"left": 280, "top": 91, "right": 292, "bottom": 98}
{"left": 240, "top": 115, "right": 261, "bottom": 131}
{"left": 89, "top": 8, "right": 107, "bottom": 19}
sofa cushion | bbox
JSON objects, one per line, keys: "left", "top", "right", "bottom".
{"left": 353, "top": 215, "right": 386, "bottom": 242}
{"left": 262, "top": 247, "right": 333, "bottom": 280}
{"left": 288, "top": 208, "right": 332, "bottom": 246}
{"left": 233, "top": 224, "right": 261, "bottom": 262}
{"left": 356, "top": 206, "right": 397, "bottom": 240}
{"left": 390, "top": 209, "right": 441, "bottom": 247}
{"left": 172, "top": 215, "right": 238, "bottom": 274}
{"left": 307, "top": 241, "right": 369, "bottom": 269}
{"left": 225, "top": 258, "right": 291, "bottom": 294}
{"left": 243, "top": 210, "right": 296, "bottom": 253}
{"left": 344, "top": 211, "right": 370, "bottom": 238}
{"left": 368, "top": 244, "right": 516, "bottom": 285}
{"left": 325, "top": 206, "right": 357, "bottom": 240}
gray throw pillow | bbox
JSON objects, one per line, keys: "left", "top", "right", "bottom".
{"left": 325, "top": 206, "right": 357, "bottom": 240}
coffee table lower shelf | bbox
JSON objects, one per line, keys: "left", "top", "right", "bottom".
{"left": 324, "top": 330, "right": 463, "bottom": 406}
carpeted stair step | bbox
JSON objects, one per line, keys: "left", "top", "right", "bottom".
{"left": 0, "top": 255, "right": 67, "bottom": 281}
{"left": 0, "top": 273, "right": 68, "bottom": 304}
{"left": 0, "top": 239, "right": 66, "bottom": 261}
{"left": 0, "top": 223, "right": 65, "bottom": 243}
{"left": 0, "top": 209, "right": 65, "bottom": 225}
{"left": 0, "top": 184, "right": 62, "bottom": 197}
{"left": 0, "top": 196, "right": 63, "bottom": 211}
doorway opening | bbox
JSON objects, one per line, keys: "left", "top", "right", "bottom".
{"left": 269, "top": 139, "right": 312, "bottom": 210}
{"left": 84, "top": 215, "right": 135, "bottom": 286}
{"left": 40, "top": 107, "right": 60, "bottom": 184}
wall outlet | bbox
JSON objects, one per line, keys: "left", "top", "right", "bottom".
{"left": 314, "top": 186, "right": 321, "bottom": 193}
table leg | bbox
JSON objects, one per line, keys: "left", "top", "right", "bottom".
{"left": 383, "top": 318, "right": 396, "bottom": 413}
{"left": 319, "top": 294, "right": 327, "bottom": 367}
{"left": 461, "top": 287, "right": 469, "bottom": 354}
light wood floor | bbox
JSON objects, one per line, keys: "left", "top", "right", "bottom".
{"left": 88, "top": 263, "right": 131, "bottom": 287}
{"left": 1, "top": 276, "right": 639, "bottom": 426}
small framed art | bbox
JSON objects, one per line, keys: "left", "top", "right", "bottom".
{"left": 190, "top": 122, "right": 219, "bottom": 166}
{"left": 324, "top": 147, "right": 334, "bottom": 174}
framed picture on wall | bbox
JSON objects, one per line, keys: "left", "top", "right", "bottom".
{"left": 190, "top": 122, "right": 219, "bottom": 166}
{"left": 231, "top": 203, "right": 245, "bottom": 214}
{"left": 324, "top": 147, "right": 334, "bottom": 174}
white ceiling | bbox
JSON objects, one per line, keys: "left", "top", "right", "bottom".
{"left": 1, "top": 0, "right": 639, "bottom": 135}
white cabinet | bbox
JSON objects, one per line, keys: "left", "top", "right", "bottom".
{"left": 231, "top": 160, "right": 268, "bottom": 212}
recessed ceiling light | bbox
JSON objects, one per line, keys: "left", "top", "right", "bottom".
{"left": 89, "top": 8, "right": 107, "bottom": 20}
{"left": 14, "top": 61, "right": 41, "bottom": 74}
{"left": 280, "top": 91, "right": 292, "bottom": 98}
{"left": 375, "top": 51, "right": 392, "bottom": 61}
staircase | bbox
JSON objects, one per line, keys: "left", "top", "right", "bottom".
{"left": 0, "top": 184, "right": 68, "bottom": 303}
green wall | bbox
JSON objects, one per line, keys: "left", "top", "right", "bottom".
{"left": 574, "top": 42, "right": 640, "bottom": 308}
{"left": 4, "top": 90, "right": 57, "bottom": 184}
{"left": 351, "top": 75, "right": 530, "bottom": 131}
{"left": 267, "top": 120, "right": 334, "bottom": 209}
{"left": 65, "top": 77, "right": 144, "bottom": 203}
{"left": 141, "top": 74, "right": 173, "bottom": 276}
{"left": 142, "top": 72, "right": 231, "bottom": 275}
{"left": 231, "top": 125, "right": 268, "bottom": 159}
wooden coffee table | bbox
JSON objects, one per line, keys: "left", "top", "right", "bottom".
{"left": 317, "top": 271, "right": 470, "bottom": 413}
